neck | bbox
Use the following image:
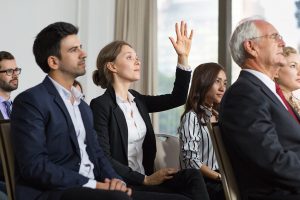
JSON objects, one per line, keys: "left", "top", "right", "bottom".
{"left": 280, "top": 86, "right": 292, "bottom": 100}
{"left": 49, "top": 71, "right": 74, "bottom": 91}
{"left": 112, "top": 81, "right": 131, "bottom": 101}
{"left": 244, "top": 60, "right": 279, "bottom": 80}
{"left": 0, "top": 90, "right": 11, "bottom": 101}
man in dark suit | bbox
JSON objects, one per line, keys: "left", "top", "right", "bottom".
{"left": 219, "top": 18, "right": 300, "bottom": 200}
{"left": 11, "top": 22, "right": 132, "bottom": 200}
{"left": 0, "top": 51, "right": 21, "bottom": 199}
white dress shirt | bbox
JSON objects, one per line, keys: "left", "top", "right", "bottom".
{"left": 116, "top": 92, "right": 147, "bottom": 174}
{"left": 243, "top": 69, "right": 287, "bottom": 109}
{"left": 49, "top": 76, "right": 96, "bottom": 189}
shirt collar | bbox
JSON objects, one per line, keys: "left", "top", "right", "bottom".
{"left": 243, "top": 69, "right": 276, "bottom": 94}
{"left": 0, "top": 96, "right": 11, "bottom": 104}
{"left": 116, "top": 91, "right": 135, "bottom": 103}
{"left": 48, "top": 76, "right": 83, "bottom": 105}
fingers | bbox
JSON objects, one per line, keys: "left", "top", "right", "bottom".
{"left": 184, "top": 22, "right": 187, "bottom": 36}
{"left": 109, "top": 179, "right": 126, "bottom": 192}
{"left": 169, "top": 37, "right": 176, "bottom": 48}
{"left": 180, "top": 21, "right": 184, "bottom": 37}
{"left": 189, "top": 29, "right": 194, "bottom": 40}
{"left": 126, "top": 187, "right": 132, "bottom": 196}
{"left": 175, "top": 22, "right": 180, "bottom": 40}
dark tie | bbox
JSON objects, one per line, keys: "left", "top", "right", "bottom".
{"left": 275, "top": 83, "right": 299, "bottom": 123}
{"left": 2, "top": 101, "right": 12, "bottom": 118}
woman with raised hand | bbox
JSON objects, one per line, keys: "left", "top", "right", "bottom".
{"left": 90, "top": 21, "right": 209, "bottom": 200}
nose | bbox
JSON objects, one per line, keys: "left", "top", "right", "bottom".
{"left": 278, "top": 38, "right": 285, "bottom": 47}
{"left": 80, "top": 48, "right": 87, "bottom": 58}
{"left": 135, "top": 58, "right": 141, "bottom": 65}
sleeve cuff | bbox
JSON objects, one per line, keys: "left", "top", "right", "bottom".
{"left": 83, "top": 179, "right": 97, "bottom": 189}
{"left": 177, "top": 63, "right": 192, "bottom": 71}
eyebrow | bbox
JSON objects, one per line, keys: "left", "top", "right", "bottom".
{"left": 67, "top": 45, "right": 82, "bottom": 52}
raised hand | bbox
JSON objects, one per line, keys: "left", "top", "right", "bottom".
{"left": 169, "top": 21, "right": 194, "bottom": 66}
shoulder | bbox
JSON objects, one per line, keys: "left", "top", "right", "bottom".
{"left": 128, "top": 89, "right": 142, "bottom": 98}
{"left": 14, "top": 83, "right": 47, "bottom": 104}
{"left": 90, "top": 91, "right": 114, "bottom": 113}
{"left": 181, "top": 110, "right": 200, "bottom": 126}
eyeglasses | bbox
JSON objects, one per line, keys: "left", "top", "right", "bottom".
{"left": 250, "top": 33, "right": 283, "bottom": 42}
{"left": 0, "top": 68, "right": 22, "bottom": 76}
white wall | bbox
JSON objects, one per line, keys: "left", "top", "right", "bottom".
{"left": 0, "top": 0, "right": 115, "bottom": 103}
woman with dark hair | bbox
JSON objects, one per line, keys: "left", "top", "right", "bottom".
{"left": 178, "top": 62, "right": 227, "bottom": 200}
{"left": 90, "top": 21, "right": 209, "bottom": 200}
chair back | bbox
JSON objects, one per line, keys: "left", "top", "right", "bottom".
{"left": 154, "top": 133, "right": 180, "bottom": 170}
{"left": 0, "top": 120, "right": 15, "bottom": 200}
{"left": 207, "top": 122, "right": 240, "bottom": 200}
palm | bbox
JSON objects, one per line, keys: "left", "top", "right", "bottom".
{"left": 169, "top": 21, "right": 193, "bottom": 57}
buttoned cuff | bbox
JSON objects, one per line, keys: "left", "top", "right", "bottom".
{"left": 83, "top": 179, "right": 97, "bottom": 189}
{"left": 177, "top": 63, "right": 192, "bottom": 71}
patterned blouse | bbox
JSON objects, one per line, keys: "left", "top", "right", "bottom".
{"left": 178, "top": 106, "right": 219, "bottom": 170}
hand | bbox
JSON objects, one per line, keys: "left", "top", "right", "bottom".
{"left": 143, "top": 168, "right": 178, "bottom": 186}
{"left": 169, "top": 21, "right": 194, "bottom": 66}
{"left": 96, "top": 178, "right": 132, "bottom": 196}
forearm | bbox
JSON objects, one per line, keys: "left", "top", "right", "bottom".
{"left": 200, "top": 165, "right": 221, "bottom": 181}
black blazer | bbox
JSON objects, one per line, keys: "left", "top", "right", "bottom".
{"left": 90, "top": 68, "right": 191, "bottom": 185}
{"left": 219, "top": 71, "right": 300, "bottom": 199}
{"left": 11, "top": 77, "right": 121, "bottom": 200}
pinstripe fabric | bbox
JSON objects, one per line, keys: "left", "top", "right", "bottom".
{"left": 179, "top": 110, "right": 218, "bottom": 170}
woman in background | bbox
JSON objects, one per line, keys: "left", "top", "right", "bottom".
{"left": 178, "top": 62, "right": 226, "bottom": 200}
{"left": 90, "top": 21, "right": 209, "bottom": 200}
{"left": 275, "top": 46, "right": 300, "bottom": 116}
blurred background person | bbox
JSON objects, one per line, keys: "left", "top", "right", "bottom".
{"left": 275, "top": 46, "right": 300, "bottom": 116}
{"left": 178, "top": 62, "right": 226, "bottom": 200}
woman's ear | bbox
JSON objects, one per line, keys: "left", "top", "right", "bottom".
{"left": 47, "top": 56, "right": 59, "bottom": 70}
{"left": 106, "top": 62, "right": 117, "bottom": 73}
{"left": 243, "top": 40, "right": 258, "bottom": 57}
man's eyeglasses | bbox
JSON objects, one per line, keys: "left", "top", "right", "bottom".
{"left": 250, "top": 33, "right": 283, "bottom": 42}
{"left": 0, "top": 68, "right": 22, "bottom": 76}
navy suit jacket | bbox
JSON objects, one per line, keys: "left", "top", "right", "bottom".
{"left": 219, "top": 71, "right": 300, "bottom": 199}
{"left": 11, "top": 77, "right": 121, "bottom": 200}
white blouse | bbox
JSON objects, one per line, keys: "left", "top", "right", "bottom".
{"left": 116, "top": 92, "right": 147, "bottom": 174}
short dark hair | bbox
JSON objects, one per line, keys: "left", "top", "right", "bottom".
{"left": 0, "top": 51, "right": 15, "bottom": 70}
{"left": 0, "top": 51, "right": 14, "bottom": 62}
{"left": 33, "top": 22, "right": 78, "bottom": 73}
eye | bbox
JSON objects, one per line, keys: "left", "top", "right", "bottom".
{"left": 6, "top": 69, "right": 14, "bottom": 74}
{"left": 290, "top": 64, "right": 296, "bottom": 69}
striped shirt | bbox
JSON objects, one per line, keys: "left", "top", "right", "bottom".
{"left": 178, "top": 110, "right": 218, "bottom": 170}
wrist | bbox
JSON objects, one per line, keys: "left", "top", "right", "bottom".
{"left": 143, "top": 175, "right": 149, "bottom": 185}
{"left": 216, "top": 173, "right": 221, "bottom": 181}
{"left": 177, "top": 55, "right": 188, "bottom": 66}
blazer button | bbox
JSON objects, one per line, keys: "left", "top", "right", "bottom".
{"left": 78, "top": 162, "right": 81, "bottom": 166}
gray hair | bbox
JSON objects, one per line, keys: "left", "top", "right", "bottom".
{"left": 229, "top": 17, "right": 265, "bottom": 67}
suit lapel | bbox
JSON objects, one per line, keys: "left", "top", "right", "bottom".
{"left": 241, "top": 71, "right": 287, "bottom": 111}
{"left": 107, "top": 87, "right": 128, "bottom": 156}
{"left": 43, "top": 77, "right": 81, "bottom": 156}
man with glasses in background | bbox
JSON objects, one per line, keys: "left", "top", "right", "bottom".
{"left": 0, "top": 51, "right": 21, "bottom": 200}
{"left": 0, "top": 51, "right": 21, "bottom": 120}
